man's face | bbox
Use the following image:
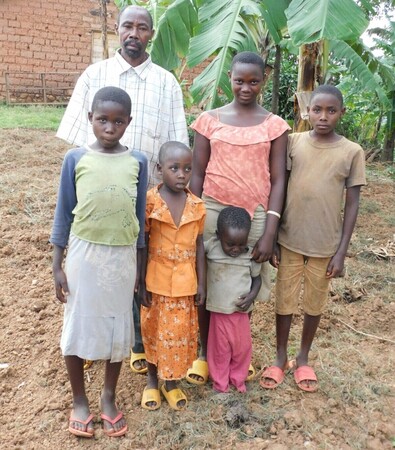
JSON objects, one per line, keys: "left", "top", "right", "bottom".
{"left": 116, "top": 7, "right": 154, "bottom": 62}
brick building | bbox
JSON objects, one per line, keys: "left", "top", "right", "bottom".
{"left": 0, "top": 0, "right": 119, "bottom": 103}
{"left": 0, "top": 0, "right": 209, "bottom": 106}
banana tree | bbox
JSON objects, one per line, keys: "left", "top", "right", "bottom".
{"left": 185, "top": 0, "right": 385, "bottom": 117}
{"left": 116, "top": 0, "right": 394, "bottom": 136}
{"left": 285, "top": 0, "right": 370, "bottom": 130}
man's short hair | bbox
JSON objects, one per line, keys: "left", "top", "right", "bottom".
{"left": 117, "top": 5, "right": 153, "bottom": 29}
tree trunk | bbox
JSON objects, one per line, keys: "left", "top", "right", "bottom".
{"left": 271, "top": 45, "right": 281, "bottom": 115}
{"left": 294, "top": 42, "right": 322, "bottom": 132}
{"left": 381, "top": 91, "right": 395, "bottom": 162}
{"left": 100, "top": 0, "right": 109, "bottom": 60}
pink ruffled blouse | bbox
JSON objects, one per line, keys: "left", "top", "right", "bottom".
{"left": 191, "top": 112, "right": 290, "bottom": 217}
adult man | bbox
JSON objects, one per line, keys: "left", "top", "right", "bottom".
{"left": 57, "top": 5, "right": 188, "bottom": 187}
{"left": 57, "top": 5, "right": 188, "bottom": 373}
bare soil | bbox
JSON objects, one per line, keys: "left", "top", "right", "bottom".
{"left": 0, "top": 129, "right": 394, "bottom": 450}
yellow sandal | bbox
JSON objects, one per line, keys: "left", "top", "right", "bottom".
{"left": 83, "top": 360, "right": 93, "bottom": 370}
{"left": 160, "top": 385, "right": 187, "bottom": 410}
{"left": 186, "top": 359, "right": 208, "bottom": 385}
{"left": 246, "top": 363, "right": 256, "bottom": 381}
{"left": 141, "top": 387, "right": 161, "bottom": 411}
{"left": 130, "top": 351, "right": 148, "bottom": 374}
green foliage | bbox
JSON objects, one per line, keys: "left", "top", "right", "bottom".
{"left": 324, "top": 56, "right": 385, "bottom": 149}
{"left": 383, "top": 164, "right": 395, "bottom": 181}
{"left": 286, "top": 0, "right": 369, "bottom": 46}
{"left": 359, "top": 0, "right": 395, "bottom": 18}
{"left": 186, "top": 111, "right": 198, "bottom": 146}
{"left": 263, "top": 49, "right": 298, "bottom": 121}
{"left": 330, "top": 39, "right": 393, "bottom": 109}
{"left": 337, "top": 91, "right": 383, "bottom": 149}
{"left": 151, "top": 0, "right": 199, "bottom": 71}
{"left": 0, "top": 104, "right": 65, "bottom": 130}
{"left": 258, "top": 0, "right": 290, "bottom": 44}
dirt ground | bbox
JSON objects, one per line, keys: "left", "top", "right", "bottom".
{"left": 0, "top": 128, "right": 394, "bottom": 450}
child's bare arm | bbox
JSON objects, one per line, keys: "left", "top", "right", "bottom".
{"left": 140, "top": 232, "right": 152, "bottom": 307}
{"left": 236, "top": 275, "right": 262, "bottom": 311}
{"left": 135, "top": 154, "right": 148, "bottom": 291}
{"left": 189, "top": 132, "right": 211, "bottom": 197}
{"left": 270, "top": 169, "right": 290, "bottom": 269}
{"left": 195, "top": 234, "right": 206, "bottom": 306}
{"left": 326, "top": 185, "right": 361, "bottom": 278}
{"left": 136, "top": 247, "right": 144, "bottom": 292}
{"left": 252, "top": 131, "right": 288, "bottom": 263}
{"left": 52, "top": 244, "right": 69, "bottom": 303}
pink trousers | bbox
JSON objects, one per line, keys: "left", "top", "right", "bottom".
{"left": 207, "top": 312, "right": 252, "bottom": 393}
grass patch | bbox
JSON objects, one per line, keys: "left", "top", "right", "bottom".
{"left": 359, "top": 198, "right": 381, "bottom": 215}
{"left": 365, "top": 163, "right": 395, "bottom": 182}
{"left": 0, "top": 104, "right": 65, "bottom": 130}
{"left": 385, "top": 215, "right": 395, "bottom": 227}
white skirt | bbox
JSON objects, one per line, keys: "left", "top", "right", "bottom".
{"left": 60, "top": 234, "right": 136, "bottom": 362}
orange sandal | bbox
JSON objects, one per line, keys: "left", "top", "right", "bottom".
{"left": 100, "top": 411, "right": 127, "bottom": 437}
{"left": 294, "top": 365, "right": 318, "bottom": 392}
{"left": 260, "top": 366, "right": 286, "bottom": 389}
{"left": 68, "top": 412, "right": 94, "bottom": 438}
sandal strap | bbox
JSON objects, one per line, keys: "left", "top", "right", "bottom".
{"left": 100, "top": 411, "right": 123, "bottom": 426}
{"left": 69, "top": 413, "right": 94, "bottom": 426}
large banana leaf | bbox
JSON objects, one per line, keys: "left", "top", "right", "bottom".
{"left": 190, "top": 49, "right": 234, "bottom": 108}
{"left": 330, "top": 39, "right": 391, "bottom": 108}
{"left": 188, "top": 0, "right": 262, "bottom": 108}
{"left": 286, "top": 0, "right": 369, "bottom": 46}
{"left": 259, "top": 0, "right": 291, "bottom": 44}
{"left": 151, "top": 0, "right": 199, "bottom": 71}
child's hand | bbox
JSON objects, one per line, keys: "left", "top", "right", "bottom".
{"left": 326, "top": 252, "right": 345, "bottom": 278}
{"left": 140, "top": 288, "right": 152, "bottom": 307}
{"left": 236, "top": 294, "right": 254, "bottom": 312}
{"left": 53, "top": 268, "right": 69, "bottom": 303}
{"left": 270, "top": 243, "right": 281, "bottom": 268}
{"left": 252, "top": 234, "right": 274, "bottom": 263}
{"left": 195, "top": 285, "right": 206, "bottom": 306}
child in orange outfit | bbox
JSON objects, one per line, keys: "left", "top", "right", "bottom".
{"left": 139, "top": 141, "right": 206, "bottom": 410}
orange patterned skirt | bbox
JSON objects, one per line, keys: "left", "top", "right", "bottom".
{"left": 141, "top": 294, "right": 198, "bottom": 380}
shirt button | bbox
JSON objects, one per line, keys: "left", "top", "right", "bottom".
{"left": 173, "top": 267, "right": 177, "bottom": 271}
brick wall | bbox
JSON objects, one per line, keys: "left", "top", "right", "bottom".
{"left": 0, "top": 0, "right": 119, "bottom": 103}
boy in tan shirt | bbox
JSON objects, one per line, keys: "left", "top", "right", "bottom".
{"left": 261, "top": 85, "right": 366, "bottom": 392}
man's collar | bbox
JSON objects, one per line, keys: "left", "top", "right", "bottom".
{"left": 115, "top": 50, "right": 152, "bottom": 80}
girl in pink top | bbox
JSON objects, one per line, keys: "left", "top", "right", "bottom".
{"left": 186, "top": 51, "right": 290, "bottom": 386}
